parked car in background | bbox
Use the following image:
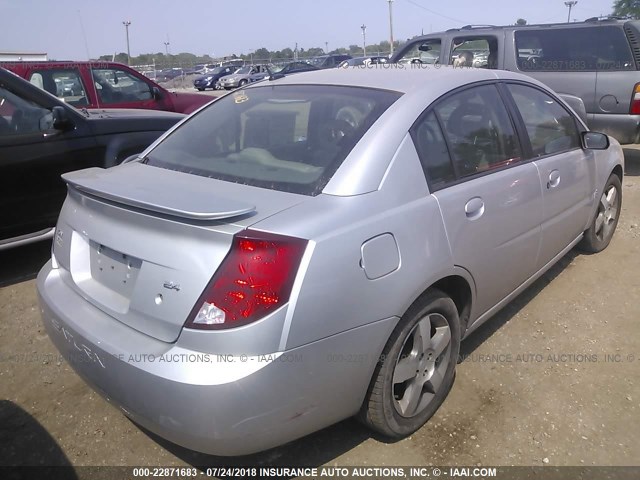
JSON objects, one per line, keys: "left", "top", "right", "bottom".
{"left": 38, "top": 66, "right": 622, "bottom": 456}
{"left": 193, "top": 66, "right": 237, "bottom": 90}
{"left": 156, "top": 68, "right": 185, "bottom": 82}
{"left": 278, "top": 61, "right": 320, "bottom": 75}
{"left": 217, "top": 65, "right": 271, "bottom": 89}
{"left": 1, "top": 61, "right": 212, "bottom": 114}
{"left": 392, "top": 18, "right": 640, "bottom": 144}
{"left": 0, "top": 67, "right": 184, "bottom": 250}
{"left": 310, "top": 54, "right": 353, "bottom": 68}
{"left": 339, "top": 56, "right": 389, "bottom": 67}
{"left": 248, "top": 61, "right": 320, "bottom": 83}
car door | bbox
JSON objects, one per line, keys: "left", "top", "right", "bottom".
{"left": 0, "top": 81, "right": 100, "bottom": 242}
{"left": 505, "top": 83, "right": 595, "bottom": 268}
{"left": 411, "top": 84, "right": 543, "bottom": 319}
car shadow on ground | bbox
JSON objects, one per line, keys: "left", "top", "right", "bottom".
{"left": 0, "top": 241, "right": 51, "bottom": 288}
{"left": 460, "top": 249, "right": 578, "bottom": 357}
{"left": 136, "top": 418, "right": 371, "bottom": 469}
{"left": 623, "top": 147, "right": 640, "bottom": 176}
{"left": 0, "top": 400, "right": 78, "bottom": 478}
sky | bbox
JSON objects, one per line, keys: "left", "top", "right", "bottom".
{"left": 0, "top": 0, "right": 619, "bottom": 60}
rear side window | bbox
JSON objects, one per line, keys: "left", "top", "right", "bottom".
{"left": 450, "top": 37, "right": 498, "bottom": 69}
{"left": 144, "top": 85, "right": 401, "bottom": 195}
{"left": 516, "top": 26, "right": 635, "bottom": 71}
{"left": 411, "top": 112, "right": 455, "bottom": 190}
{"left": 507, "top": 84, "right": 581, "bottom": 156}
{"left": 29, "top": 69, "right": 87, "bottom": 107}
{"left": 433, "top": 85, "right": 522, "bottom": 178}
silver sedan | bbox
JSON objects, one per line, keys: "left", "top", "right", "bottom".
{"left": 38, "top": 66, "right": 623, "bottom": 456}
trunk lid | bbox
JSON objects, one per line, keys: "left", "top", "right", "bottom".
{"left": 54, "top": 162, "right": 306, "bottom": 343}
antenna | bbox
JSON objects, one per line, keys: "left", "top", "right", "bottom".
{"left": 77, "top": 10, "right": 91, "bottom": 60}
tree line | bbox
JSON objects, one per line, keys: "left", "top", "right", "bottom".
{"left": 98, "top": 40, "right": 405, "bottom": 68}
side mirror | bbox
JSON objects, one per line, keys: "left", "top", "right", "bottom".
{"left": 152, "top": 86, "right": 163, "bottom": 100}
{"left": 51, "top": 106, "right": 74, "bottom": 131}
{"left": 582, "top": 131, "right": 610, "bottom": 150}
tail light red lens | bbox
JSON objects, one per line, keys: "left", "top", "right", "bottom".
{"left": 185, "top": 230, "right": 308, "bottom": 330}
{"left": 630, "top": 83, "right": 640, "bottom": 114}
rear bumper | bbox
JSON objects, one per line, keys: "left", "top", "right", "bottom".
{"left": 37, "top": 261, "right": 396, "bottom": 456}
{"left": 589, "top": 113, "right": 640, "bottom": 145}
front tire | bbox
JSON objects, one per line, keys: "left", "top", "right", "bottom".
{"left": 579, "top": 173, "right": 622, "bottom": 253}
{"left": 361, "top": 289, "right": 460, "bottom": 438}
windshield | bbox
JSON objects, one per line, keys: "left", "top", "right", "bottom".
{"left": 144, "top": 84, "right": 401, "bottom": 195}
{"left": 209, "top": 67, "right": 225, "bottom": 74}
{"left": 235, "top": 67, "right": 252, "bottom": 75}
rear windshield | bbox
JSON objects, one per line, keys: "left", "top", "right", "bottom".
{"left": 144, "top": 84, "right": 401, "bottom": 195}
{"left": 516, "top": 26, "right": 635, "bottom": 72}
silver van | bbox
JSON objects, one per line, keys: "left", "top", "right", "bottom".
{"left": 392, "top": 18, "right": 640, "bottom": 144}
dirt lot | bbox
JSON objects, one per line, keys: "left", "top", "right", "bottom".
{"left": 1, "top": 149, "right": 639, "bottom": 471}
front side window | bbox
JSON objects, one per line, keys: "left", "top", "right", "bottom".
{"left": 516, "top": 26, "right": 635, "bottom": 71}
{"left": 91, "top": 68, "right": 153, "bottom": 104}
{"left": 396, "top": 38, "right": 441, "bottom": 65}
{"left": 0, "top": 85, "right": 53, "bottom": 137}
{"left": 144, "top": 85, "right": 401, "bottom": 195}
{"left": 435, "top": 85, "right": 522, "bottom": 178}
{"left": 507, "top": 84, "right": 581, "bottom": 156}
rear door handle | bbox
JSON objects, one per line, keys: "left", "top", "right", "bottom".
{"left": 547, "top": 170, "right": 560, "bottom": 189}
{"left": 465, "top": 197, "right": 485, "bottom": 220}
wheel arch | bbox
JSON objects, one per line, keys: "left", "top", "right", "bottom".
{"left": 401, "top": 267, "right": 476, "bottom": 338}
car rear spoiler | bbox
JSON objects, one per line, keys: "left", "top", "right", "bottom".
{"left": 62, "top": 163, "right": 256, "bottom": 221}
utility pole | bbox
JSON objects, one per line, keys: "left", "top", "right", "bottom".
{"left": 564, "top": 1, "right": 577, "bottom": 23}
{"left": 122, "top": 20, "right": 131, "bottom": 65}
{"left": 388, "top": 0, "right": 395, "bottom": 56}
{"left": 361, "top": 24, "right": 367, "bottom": 57}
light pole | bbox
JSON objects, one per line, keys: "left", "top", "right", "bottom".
{"left": 325, "top": 41, "right": 329, "bottom": 54}
{"left": 388, "top": 0, "right": 395, "bottom": 56}
{"left": 361, "top": 24, "right": 367, "bottom": 57}
{"left": 163, "top": 41, "right": 170, "bottom": 56}
{"left": 564, "top": 1, "right": 577, "bottom": 23}
{"left": 122, "top": 20, "right": 131, "bottom": 65}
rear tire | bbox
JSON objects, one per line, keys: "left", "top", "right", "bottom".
{"left": 579, "top": 173, "right": 622, "bottom": 253}
{"left": 360, "top": 289, "right": 460, "bottom": 438}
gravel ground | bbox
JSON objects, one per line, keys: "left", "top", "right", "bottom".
{"left": 0, "top": 148, "right": 639, "bottom": 471}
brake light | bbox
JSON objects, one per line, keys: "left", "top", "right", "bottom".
{"left": 630, "top": 83, "right": 640, "bottom": 114}
{"left": 185, "top": 230, "right": 307, "bottom": 330}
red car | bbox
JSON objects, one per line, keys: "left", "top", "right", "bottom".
{"left": 0, "top": 61, "right": 212, "bottom": 114}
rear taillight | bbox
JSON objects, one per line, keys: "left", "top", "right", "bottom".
{"left": 185, "top": 230, "right": 307, "bottom": 330}
{"left": 631, "top": 83, "right": 640, "bottom": 114}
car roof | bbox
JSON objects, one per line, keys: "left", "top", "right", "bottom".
{"left": 410, "top": 17, "right": 633, "bottom": 38}
{"left": 255, "top": 65, "right": 540, "bottom": 97}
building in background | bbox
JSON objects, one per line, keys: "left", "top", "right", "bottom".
{"left": 0, "top": 52, "right": 48, "bottom": 61}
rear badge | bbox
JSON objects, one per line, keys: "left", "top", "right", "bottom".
{"left": 163, "top": 281, "right": 181, "bottom": 292}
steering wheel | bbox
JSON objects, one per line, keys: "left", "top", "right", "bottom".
{"left": 324, "top": 119, "right": 356, "bottom": 144}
